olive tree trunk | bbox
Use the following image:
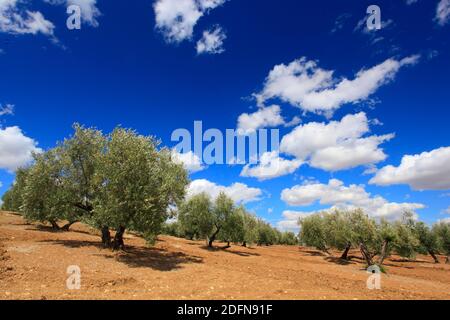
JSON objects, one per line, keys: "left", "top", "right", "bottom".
{"left": 428, "top": 249, "right": 440, "bottom": 264}
{"left": 208, "top": 227, "right": 221, "bottom": 248}
{"left": 377, "top": 240, "right": 390, "bottom": 265}
{"left": 50, "top": 220, "right": 60, "bottom": 231}
{"left": 61, "top": 221, "right": 78, "bottom": 231}
{"left": 112, "top": 226, "right": 126, "bottom": 251}
{"left": 101, "top": 226, "right": 111, "bottom": 248}
{"left": 340, "top": 243, "right": 351, "bottom": 260}
{"left": 360, "top": 243, "right": 374, "bottom": 266}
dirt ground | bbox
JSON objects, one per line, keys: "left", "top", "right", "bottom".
{"left": 0, "top": 211, "right": 449, "bottom": 300}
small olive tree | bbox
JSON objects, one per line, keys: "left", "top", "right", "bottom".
{"left": 1, "top": 167, "right": 29, "bottom": 212}
{"left": 298, "top": 213, "right": 329, "bottom": 252}
{"left": 240, "top": 209, "right": 259, "bottom": 247}
{"left": 433, "top": 221, "right": 450, "bottom": 264}
{"left": 414, "top": 222, "right": 440, "bottom": 263}
{"left": 207, "top": 193, "right": 234, "bottom": 247}
{"left": 178, "top": 193, "right": 214, "bottom": 241}
{"left": 219, "top": 208, "right": 245, "bottom": 248}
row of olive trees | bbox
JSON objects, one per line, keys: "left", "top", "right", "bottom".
{"left": 162, "top": 193, "right": 298, "bottom": 248}
{"left": 1, "top": 124, "right": 189, "bottom": 250}
{"left": 298, "top": 209, "right": 450, "bottom": 266}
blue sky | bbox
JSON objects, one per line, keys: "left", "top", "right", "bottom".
{"left": 0, "top": 0, "right": 449, "bottom": 231}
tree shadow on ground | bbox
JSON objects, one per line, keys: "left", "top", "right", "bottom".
{"left": 26, "top": 225, "right": 98, "bottom": 237}
{"left": 389, "top": 258, "right": 433, "bottom": 264}
{"left": 110, "top": 246, "right": 203, "bottom": 271}
{"left": 38, "top": 239, "right": 105, "bottom": 249}
{"left": 302, "top": 249, "right": 327, "bottom": 257}
{"left": 324, "top": 256, "right": 355, "bottom": 266}
{"left": 200, "top": 245, "right": 260, "bottom": 257}
{"left": 26, "top": 225, "right": 62, "bottom": 234}
{"left": 38, "top": 239, "right": 203, "bottom": 271}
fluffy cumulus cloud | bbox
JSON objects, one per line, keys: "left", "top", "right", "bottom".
{"left": 45, "top": 0, "right": 101, "bottom": 27}
{"left": 0, "top": 0, "right": 55, "bottom": 36}
{"left": 196, "top": 25, "right": 226, "bottom": 54}
{"left": 0, "top": 126, "right": 41, "bottom": 172}
{"left": 281, "top": 179, "right": 424, "bottom": 220}
{"left": 436, "top": 0, "right": 450, "bottom": 26}
{"left": 277, "top": 210, "right": 311, "bottom": 232}
{"left": 370, "top": 147, "right": 450, "bottom": 191}
{"left": 255, "top": 55, "right": 419, "bottom": 115}
{"left": 187, "top": 179, "right": 262, "bottom": 204}
{"left": 241, "top": 151, "right": 303, "bottom": 181}
{"left": 154, "top": 0, "right": 226, "bottom": 43}
{"left": 171, "top": 150, "right": 205, "bottom": 173}
{"left": 280, "top": 112, "right": 394, "bottom": 172}
{"left": 237, "top": 105, "right": 285, "bottom": 135}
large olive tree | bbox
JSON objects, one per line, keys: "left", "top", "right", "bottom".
{"left": 94, "top": 128, "right": 188, "bottom": 250}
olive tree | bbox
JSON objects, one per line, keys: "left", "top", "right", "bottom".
{"left": 256, "top": 220, "right": 278, "bottom": 246}
{"left": 1, "top": 167, "right": 29, "bottom": 212}
{"left": 207, "top": 193, "right": 234, "bottom": 248}
{"left": 219, "top": 208, "right": 245, "bottom": 248}
{"left": 279, "top": 232, "right": 298, "bottom": 246}
{"left": 178, "top": 193, "right": 214, "bottom": 241}
{"left": 433, "top": 221, "right": 450, "bottom": 264}
{"left": 19, "top": 124, "right": 106, "bottom": 233}
{"left": 298, "top": 213, "right": 329, "bottom": 252}
{"left": 240, "top": 209, "right": 259, "bottom": 247}
{"left": 21, "top": 149, "right": 78, "bottom": 230}
{"left": 95, "top": 128, "right": 188, "bottom": 250}
{"left": 414, "top": 222, "right": 440, "bottom": 263}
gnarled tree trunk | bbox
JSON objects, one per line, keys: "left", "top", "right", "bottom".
{"left": 340, "top": 243, "right": 351, "bottom": 260}
{"left": 101, "top": 226, "right": 111, "bottom": 248}
{"left": 208, "top": 227, "right": 221, "bottom": 248}
{"left": 61, "top": 221, "right": 77, "bottom": 231}
{"left": 242, "top": 241, "right": 247, "bottom": 247}
{"left": 360, "top": 243, "right": 374, "bottom": 266}
{"left": 112, "top": 226, "right": 125, "bottom": 251}
{"left": 377, "top": 240, "right": 390, "bottom": 265}
{"left": 50, "top": 220, "right": 60, "bottom": 231}
{"left": 428, "top": 249, "right": 440, "bottom": 264}
{"left": 446, "top": 255, "right": 449, "bottom": 264}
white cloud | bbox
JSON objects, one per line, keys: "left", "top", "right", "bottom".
{"left": 0, "top": 126, "right": 41, "bottom": 172}
{"left": 0, "top": 0, "right": 55, "bottom": 36}
{"left": 277, "top": 210, "right": 310, "bottom": 232}
{"left": 370, "top": 147, "right": 450, "bottom": 191}
{"left": 172, "top": 150, "right": 205, "bottom": 173}
{"left": 0, "top": 103, "right": 14, "bottom": 116}
{"left": 237, "top": 105, "right": 285, "bottom": 135}
{"left": 280, "top": 112, "right": 394, "bottom": 172}
{"left": 154, "top": 0, "right": 226, "bottom": 43}
{"left": 405, "top": 0, "right": 418, "bottom": 5}
{"left": 45, "top": 0, "right": 101, "bottom": 27}
{"left": 281, "top": 179, "right": 424, "bottom": 220}
{"left": 436, "top": 0, "right": 450, "bottom": 26}
{"left": 240, "top": 151, "right": 302, "bottom": 181}
{"left": 443, "top": 206, "right": 450, "bottom": 214}
{"left": 284, "top": 116, "right": 301, "bottom": 128}
{"left": 187, "top": 179, "right": 262, "bottom": 204}
{"left": 196, "top": 25, "right": 226, "bottom": 54}
{"left": 255, "top": 56, "right": 419, "bottom": 115}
